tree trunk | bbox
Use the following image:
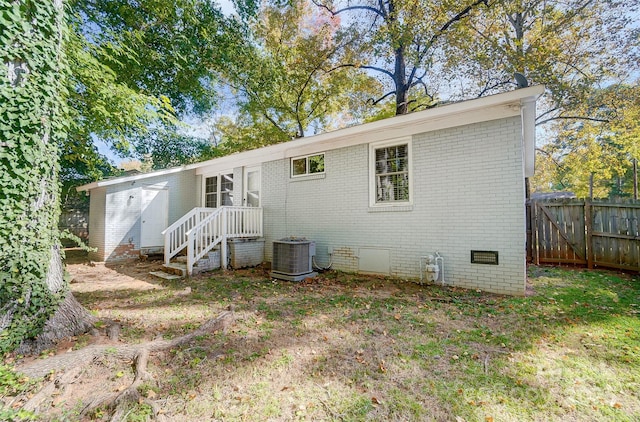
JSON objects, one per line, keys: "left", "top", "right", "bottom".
{"left": 1, "top": 0, "right": 95, "bottom": 354}
{"left": 17, "top": 247, "right": 96, "bottom": 355}
{"left": 394, "top": 45, "right": 409, "bottom": 115}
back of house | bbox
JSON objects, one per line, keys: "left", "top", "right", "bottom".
{"left": 78, "top": 85, "right": 544, "bottom": 296}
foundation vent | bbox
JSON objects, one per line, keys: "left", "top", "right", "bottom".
{"left": 471, "top": 250, "right": 499, "bottom": 265}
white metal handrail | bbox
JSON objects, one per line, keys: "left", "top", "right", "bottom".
{"left": 162, "top": 207, "right": 216, "bottom": 264}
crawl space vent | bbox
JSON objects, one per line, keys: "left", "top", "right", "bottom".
{"left": 471, "top": 250, "right": 499, "bottom": 265}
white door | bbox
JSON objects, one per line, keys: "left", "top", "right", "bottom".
{"left": 243, "top": 166, "right": 261, "bottom": 207}
{"left": 141, "top": 188, "right": 168, "bottom": 247}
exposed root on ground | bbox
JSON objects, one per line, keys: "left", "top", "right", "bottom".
{"left": 15, "top": 309, "right": 234, "bottom": 420}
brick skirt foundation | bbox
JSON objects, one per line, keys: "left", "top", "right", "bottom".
{"left": 101, "top": 242, "right": 140, "bottom": 262}
{"left": 228, "top": 238, "right": 265, "bottom": 268}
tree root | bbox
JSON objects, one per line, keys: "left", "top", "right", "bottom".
{"left": 16, "top": 308, "right": 234, "bottom": 420}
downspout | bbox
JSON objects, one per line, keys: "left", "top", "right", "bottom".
{"left": 521, "top": 97, "right": 536, "bottom": 179}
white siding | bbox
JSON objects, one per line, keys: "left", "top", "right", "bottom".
{"left": 99, "top": 169, "right": 199, "bottom": 261}
{"left": 263, "top": 116, "right": 526, "bottom": 295}
{"left": 87, "top": 187, "right": 106, "bottom": 261}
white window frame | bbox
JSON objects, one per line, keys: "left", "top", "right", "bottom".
{"left": 202, "top": 170, "right": 234, "bottom": 208}
{"left": 291, "top": 152, "right": 325, "bottom": 178}
{"left": 369, "top": 138, "right": 413, "bottom": 207}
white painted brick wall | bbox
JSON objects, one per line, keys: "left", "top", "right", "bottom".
{"left": 229, "top": 238, "right": 265, "bottom": 268}
{"left": 91, "top": 116, "right": 527, "bottom": 294}
{"left": 263, "top": 116, "right": 526, "bottom": 295}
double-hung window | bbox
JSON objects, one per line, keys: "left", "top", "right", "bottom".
{"left": 204, "top": 172, "right": 234, "bottom": 208}
{"left": 291, "top": 153, "right": 325, "bottom": 178}
{"left": 370, "top": 139, "right": 412, "bottom": 206}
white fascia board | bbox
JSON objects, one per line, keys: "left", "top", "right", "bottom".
{"left": 80, "top": 86, "right": 545, "bottom": 190}
{"left": 191, "top": 145, "right": 286, "bottom": 175}
{"left": 285, "top": 85, "right": 544, "bottom": 158}
{"left": 76, "top": 166, "right": 187, "bottom": 192}
{"left": 191, "top": 85, "right": 545, "bottom": 170}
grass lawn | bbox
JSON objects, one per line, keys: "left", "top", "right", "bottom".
{"left": 3, "top": 264, "right": 639, "bottom": 421}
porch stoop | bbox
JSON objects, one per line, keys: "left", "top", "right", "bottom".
{"left": 149, "top": 269, "right": 183, "bottom": 281}
{"left": 150, "top": 250, "right": 221, "bottom": 280}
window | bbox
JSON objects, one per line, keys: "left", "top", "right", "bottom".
{"left": 204, "top": 173, "right": 233, "bottom": 207}
{"left": 220, "top": 173, "right": 233, "bottom": 206}
{"left": 370, "top": 140, "right": 411, "bottom": 205}
{"left": 291, "top": 153, "right": 324, "bottom": 177}
{"left": 204, "top": 176, "right": 218, "bottom": 208}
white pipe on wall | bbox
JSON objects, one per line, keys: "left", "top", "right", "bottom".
{"left": 521, "top": 97, "right": 537, "bottom": 178}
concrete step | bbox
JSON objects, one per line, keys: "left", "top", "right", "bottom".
{"left": 162, "top": 262, "right": 187, "bottom": 277}
{"left": 149, "top": 270, "right": 183, "bottom": 281}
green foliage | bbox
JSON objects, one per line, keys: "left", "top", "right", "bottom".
{"left": 0, "top": 407, "right": 36, "bottom": 422}
{"left": 60, "top": 230, "right": 97, "bottom": 253}
{"left": 314, "top": 0, "right": 489, "bottom": 115}
{"left": 217, "top": 0, "right": 380, "bottom": 147}
{"left": 0, "top": 1, "right": 67, "bottom": 352}
{"left": 72, "top": 0, "right": 233, "bottom": 117}
{"left": 442, "top": 0, "right": 637, "bottom": 104}
{"left": 126, "top": 402, "right": 154, "bottom": 422}
{"left": 1, "top": 364, "right": 24, "bottom": 396}
{"left": 532, "top": 82, "right": 640, "bottom": 198}
{"left": 133, "top": 126, "right": 216, "bottom": 170}
{"left": 58, "top": 0, "right": 239, "bottom": 189}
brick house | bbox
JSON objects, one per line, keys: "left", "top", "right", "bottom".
{"left": 77, "top": 85, "right": 543, "bottom": 295}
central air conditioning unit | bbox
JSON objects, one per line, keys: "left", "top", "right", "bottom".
{"left": 270, "top": 238, "right": 318, "bottom": 281}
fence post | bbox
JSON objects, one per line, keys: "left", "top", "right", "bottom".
{"left": 585, "top": 200, "right": 594, "bottom": 269}
{"left": 530, "top": 200, "right": 539, "bottom": 265}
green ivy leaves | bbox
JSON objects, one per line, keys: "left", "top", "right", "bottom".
{"left": 0, "top": 0, "right": 67, "bottom": 353}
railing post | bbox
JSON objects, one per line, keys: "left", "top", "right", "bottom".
{"left": 221, "top": 208, "right": 228, "bottom": 269}
{"left": 164, "top": 231, "right": 170, "bottom": 265}
{"left": 187, "top": 231, "right": 194, "bottom": 276}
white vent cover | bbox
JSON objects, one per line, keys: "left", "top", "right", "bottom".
{"left": 271, "top": 238, "right": 317, "bottom": 281}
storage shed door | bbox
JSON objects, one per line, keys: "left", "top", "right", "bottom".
{"left": 141, "top": 187, "right": 168, "bottom": 247}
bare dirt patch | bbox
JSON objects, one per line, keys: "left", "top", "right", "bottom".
{"left": 65, "top": 249, "right": 165, "bottom": 293}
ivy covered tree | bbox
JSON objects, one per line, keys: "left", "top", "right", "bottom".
{"left": 1, "top": 0, "right": 95, "bottom": 353}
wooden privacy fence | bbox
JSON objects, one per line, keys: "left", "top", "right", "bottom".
{"left": 527, "top": 199, "right": 640, "bottom": 272}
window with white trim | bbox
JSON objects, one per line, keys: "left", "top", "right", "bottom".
{"left": 204, "top": 172, "right": 233, "bottom": 207}
{"left": 291, "top": 153, "right": 324, "bottom": 177}
{"left": 370, "top": 140, "right": 411, "bottom": 205}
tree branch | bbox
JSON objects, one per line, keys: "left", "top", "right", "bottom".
{"left": 326, "top": 63, "right": 395, "bottom": 80}
{"left": 310, "top": 0, "right": 385, "bottom": 18}
{"left": 536, "top": 115, "right": 610, "bottom": 126}
{"left": 368, "top": 90, "right": 396, "bottom": 106}
{"left": 426, "top": 0, "right": 490, "bottom": 50}
{"left": 475, "top": 77, "right": 513, "bottom": 97}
